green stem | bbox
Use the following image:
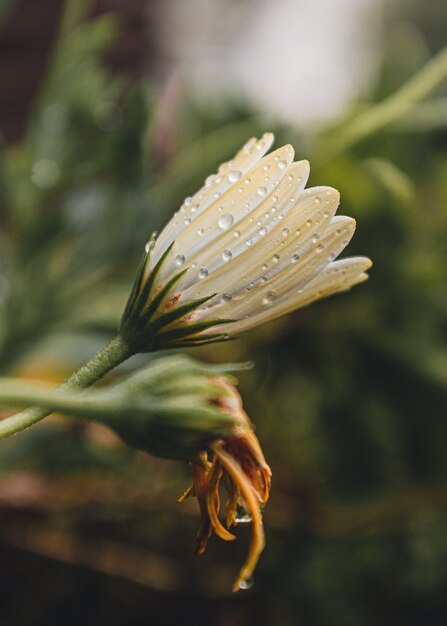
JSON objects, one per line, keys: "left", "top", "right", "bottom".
{"left": 0, "top": 334, "right": 133, "bottom": 439}
{"left": 318, "top": 45, "right": 447, "bottom": 161}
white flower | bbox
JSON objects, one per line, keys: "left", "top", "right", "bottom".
{"left": 121, "top": 133, "right": 371, "bottom": 350}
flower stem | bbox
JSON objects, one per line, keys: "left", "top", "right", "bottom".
{"left": 0, "top": 334, "right": 133, "bottom": 439}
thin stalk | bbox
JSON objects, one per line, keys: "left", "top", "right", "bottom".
{"left": 0, "top": 334, "right": 132, "bottom": 439}
{"left": 318, "top": 45, "right": 447, "bottom": 162}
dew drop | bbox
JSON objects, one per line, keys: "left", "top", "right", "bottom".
{"left": 239, "top": 575, "right": 255, "bottom": 591}
{"left": 272, "top": 254, "right": 280, "bottom": 263}
{"left": 198, "top": 268, "right": 209, "bottom": 279}
{"left": 311, "top": 234, "right": 320, "bottom": 243}
{"left": 314, "top": 196, "right": 321, "bottom": 204}
{"left": 228, "top": 170, "right": 242, "bottom": 183}
{"left": 234, "top": 230, "right": 240, "bottom": 238}
{"left": 278, "top": 159, "right": 287, "bottom": 169}
{"left": 306, "top": 219, "right": 313, "bottom": 227}
{"left": 258, "top": 227, "right": 267, "bottom": 237}
{"left": 292, "top": 253, "right": 300, "bottom": 263}
{"left": 262, "top": 263, "right": 268, "bottom": 271}
{"left": 222, "top": 250, "right": 232, "bottom": 262}
{"left": 144, "top": 241, "right": 152, "bottom": 253}
{"left": 246, "top": 239, "right": 253, "bottom": 247}
{"left": 263, "top": 290, "right": 277, "bottom": 305}
{"left": 184, "top": 217, "right": 191, "bottom": 225}
{"left": 197, "top": 228, "right": 204, "bottom": 236}
{"left": 184, "top": 197, "right": 192, "bottom": 206}
{"left": 175, "top": 254, "right": 185, "bottom": 266}
{"left": 282, "top": 228, "right": 289, "bottom": 237}
{"left": 214, "top": 191, "right": 222, "bottom": 199}
{"left": 316, "top": 244, "right": 325, "bottom": 253}
{"left": 236, "top": 505, "right": 252, "bottom": 523}
{"left": 257, "top": 186, "right": 267, "bottom": 197}
{"left": 221, "top": 293, "right": 232, "bottom": 303}
{"left": 218, "top": 214, "right": 234, "bottom": 230}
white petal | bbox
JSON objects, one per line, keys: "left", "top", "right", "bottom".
{"left": 151, "top": 132, "right": 275, "bottom": 267}
{"left": 176, "top": 159, "right": 310, "bottom": 295}
{"left": 208, "top": 216, "right": 356, "bottom": 321}
{"left": 188, "top": 186, "right": 341, "bottom": 311}
{"left": 208, "top": 256, "right": 372, "bottom": 335}
{"left": 158, "top": 143, "right": 297, "bottom": 285}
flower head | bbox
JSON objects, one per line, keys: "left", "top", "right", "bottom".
{"left": 178, "top": 377, "right": 271, "bottom": 592}
{"left": 121, "top": 133, "right": 371, "bottom": 350}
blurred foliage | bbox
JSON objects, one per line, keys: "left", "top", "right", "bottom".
{"left": 0, "top": 0, "right": 447, "bottom": 625}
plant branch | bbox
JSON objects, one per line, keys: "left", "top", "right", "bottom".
{"left": 0, "top": 334, "right": 133, "bottom": 439}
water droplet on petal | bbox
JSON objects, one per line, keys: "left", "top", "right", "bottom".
{"left": 144, "top": 241, "right": 151, "bottom": 253}
{"left": 239, "top": 575, "right": 254, "bottom": 591}
{"left": 263, "top": 290, "right": 277, "bottom": 304}
{"left": 278, "top": 159, "right": 287, "bottom": 169}
{"left": 197, "top": 228, "right": 204, "bottom": 236}
{"left": 257, "top": 186, "right": 267, "bottom": 197}
{"left": 184, "top": 197, "right": 192, "bottom": 206}
{"left": 272, "top": 254, "right": 280, "bottom": 263}
{"left": 311, "top": 234, "right": 320, "bottom": 243}
{"left": 222, "top": 250, "right": 232, "bottom": 262}
{"left": 198, "top": 268, "right": 209, "bottom": 279}
{"left": 282, "top": 228, "right": 289, "bottom": 237}
{"left": 258, "top": 227, "right": 267, "bottom": 236}
{"left": 246, "top": 239, "right": 253, "bottom": 247}
{"left": 221, "top": 293, "right": 232, "bottom": 303}
{"left": 292, "top": 253, "right": 300, "bottom": 262}
{"left": 218, "top": 214, "right": 234, "bottom": 230}
{"left": 306, "top": 219, "right": 313, "bottom": 227}
{"left": 184, "top": 217, "right": 191, "bottom": 225}
{"left": 262, "top": 263, "right": 268, "bottom": 271}
{"left": 228, "top": 170, "right": 242, "bottom": 183}
{"left": 234, "top": 230, "right": 240, "bottom": 238}
{"left": 316, "top": 244, "right": 325, "bottom": 253}
{"left": 175, "top": 254, "right": 185, "bottom": 266}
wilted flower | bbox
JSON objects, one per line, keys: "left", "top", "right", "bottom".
{"left": 120, "top": 132, "right": 371, "bottom": 351}
{"left": 178, "top": 377, "right": 271, "bottom": 592}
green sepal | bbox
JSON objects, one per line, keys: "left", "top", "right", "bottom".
{"left": 172, "top": 335, "right": 236, "bottom": 348}
{"left": 144, "top": 293, "right": 217, "bottom": 335}
{"left": 124, "top": 241, "right": 175, "bottom": 329}
{"left": 135, "top": 267, "right": 189, "bottom": 330}
{"left": 152, "top": 318, "right": 235, "bottom": 348}
{"left": 120, "top": 237, "right": 153, "bottom": 325}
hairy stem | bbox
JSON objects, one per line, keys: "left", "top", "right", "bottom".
{"left": 0, "top": 334, "right": 133, "bottom": 439}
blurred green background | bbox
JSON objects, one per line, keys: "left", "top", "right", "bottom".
{"left": 0, "top": 0, "right": 446, "bottom": 624}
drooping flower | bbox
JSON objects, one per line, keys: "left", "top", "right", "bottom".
{"left": 121, "top": 132, "right": 371, "bottom": 350}
{"left": 178, "top": 376, "right": 271, "bottom": 592}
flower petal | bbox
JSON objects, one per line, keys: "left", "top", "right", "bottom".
{"left": 198, "top": 216, "right": 357, "bottom": 328}
{"left": 157, "top": 143, "right": 296, "bottom": 286}
{"left": 176, "top": 159, "right": 311, "bottom": 296}
{"left": 210, "top": 256, "right": 372, "bottom": 335}
{"left": 152, "top": 133, "right": 275, "bottom": 268}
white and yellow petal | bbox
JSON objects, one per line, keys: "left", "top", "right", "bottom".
{"left": 121, "top": 133, "right": 372, "bottom": 350}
